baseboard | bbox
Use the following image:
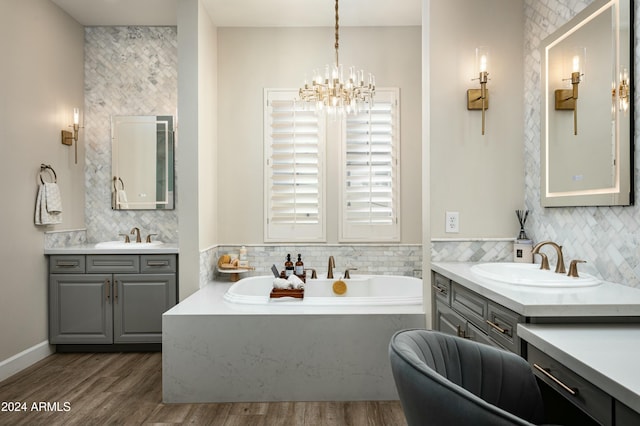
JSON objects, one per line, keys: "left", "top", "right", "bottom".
{"left": 0, "top": 341, "right": 54, "bottom": 383}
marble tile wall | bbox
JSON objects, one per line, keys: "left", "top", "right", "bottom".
{"left": 83, "top": 27, "right": 179, "bottom": 243}
{"left": 523, "top": 0, "right": 640, "bottom": 287}
{"left": 201, "top": 244, "right": 423, "bottom": 286}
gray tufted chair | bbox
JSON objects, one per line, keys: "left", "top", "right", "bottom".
{"left": 389, "top": 329, "right": 548, "bottom": 426}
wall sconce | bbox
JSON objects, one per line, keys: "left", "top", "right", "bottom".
{"left": 61, "top": 107, "right": 81, "bottom": 164}
{"left": 618, "top": 68, "right": 630, "bottom": 113}
{"left": 555, "top": 48, "right": 585, "bottom": 135}
{"left": 467, "top": 47, "right": 490, "bottom": 135}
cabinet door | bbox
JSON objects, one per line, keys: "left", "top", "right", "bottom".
{"left": 435, "top": 300, "right": 467, "bottom": 338}
{"left": 49, "top": 274, "right": 113, "bottom": 344}
{"left": 113, "top": 274, "right": 177, "bottom": 343}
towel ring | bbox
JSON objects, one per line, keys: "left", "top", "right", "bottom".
{"left": 39, "top": 164, "right": 57, "bottom": 184}
{"left": 113, "top": 176, "right": 125, "bottom": 191}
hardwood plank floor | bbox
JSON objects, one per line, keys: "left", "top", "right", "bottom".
{"left": 0, "top": 352, "right": 407, "bottom": 425}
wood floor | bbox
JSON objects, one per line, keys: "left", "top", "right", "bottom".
{"left": 0, "top": 352, "right": 407, "bottom": 425}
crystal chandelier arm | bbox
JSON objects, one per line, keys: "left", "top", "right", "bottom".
{"left": 334, "top": 0, "right": 340, "bottom": 66}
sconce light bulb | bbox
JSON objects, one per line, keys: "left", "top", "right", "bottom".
{"left": 479, "top": 55, "right": 488, "bottom": 73}
{"left": 73, "top": 108, "right": 80, "bottom": 126}
{"left": 572, "top": 55, "right": 580, "bottom": 73}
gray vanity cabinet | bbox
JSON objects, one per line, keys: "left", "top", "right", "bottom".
{"left": 432, "top": 272, "right": 523, "bottom": 354}
{"left": 49, "top": 254, "right": 177, "bottom": 345}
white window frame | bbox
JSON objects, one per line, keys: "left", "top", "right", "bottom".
{"left": 263, "top": 89, "right": 326, "bottom": 242}
{"left": 339, "top": 88, "right": 401, "bottom": 242}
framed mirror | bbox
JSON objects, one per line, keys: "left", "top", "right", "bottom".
{"left": 541, "top": 0, "right": 633, "bottom": 207}
{"left": 111, "top": 115, "right": 175, "bottom": 210}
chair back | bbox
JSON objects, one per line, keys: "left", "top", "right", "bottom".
{"left": 389, "top": 329, "right": 545, "bottom": 426}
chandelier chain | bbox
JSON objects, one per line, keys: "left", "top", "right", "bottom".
{"left": 335, "top": 0, "right": 339, "bottom": 65}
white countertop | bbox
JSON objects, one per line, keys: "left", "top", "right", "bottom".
{"left": 44, "top": 242, "right": 179, "bottom": 255}
{"left": 518, "top": 323, "right": 640, "bottom": 412}
{"left": 432, "top": 262, "right": 640, "bottom": 317}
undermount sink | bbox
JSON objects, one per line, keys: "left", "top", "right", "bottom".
{"left": 95, "top": 240, "right": 163, "bottom": 248}
{"left": 470, "top": 262, "right": 601, "bottom": 288}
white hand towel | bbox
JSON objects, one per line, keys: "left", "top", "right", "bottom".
{"left": 44, "top": 182, "right": 62, "bottom": 213}
{"left": 273, "top": 278, "right": 291, "bottom": 289}
{"left": 116, "top": 189, "right": 129, "bottom": 209}
{"left": 35, "top": 183, "right": 62, "bottom": 225}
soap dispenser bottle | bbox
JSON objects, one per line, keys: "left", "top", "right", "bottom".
{"left": 295, "top": 254, "right": 304, "bottom": 276}
{"left": 285, "top": 254, "right": 294, "bottom": 277}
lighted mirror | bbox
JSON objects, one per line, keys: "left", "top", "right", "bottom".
{"left": 111, "top": 115, "right": 175, "bottom": 210}
{"left": 541, "top": 0, "right": 633, "bottom": 206}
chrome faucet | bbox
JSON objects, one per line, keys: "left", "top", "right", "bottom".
{"left": 327, "top": 256, "right": 335, "bottom": 279}
{"left": 532, "top": 241, "right": 566, "bottom": 274}
{"left": 130, "top": 227, "right": 142, "bottom": 243}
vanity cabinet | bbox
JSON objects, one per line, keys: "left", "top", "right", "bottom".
{"left": 49, "top": 254, "right": 177, "bottom": 345}
{"left": 432, "top": 272, "right": 524, "bottom": 355}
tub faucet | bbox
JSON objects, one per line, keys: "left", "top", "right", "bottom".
{"left": 130, "top": 227, "right": 142, "bottom": 243}
{"left": 532, "top": 241, "right": 565, "bottom": 274}
{"left": 327, "top": 256, "right": 335, "bottom": 279}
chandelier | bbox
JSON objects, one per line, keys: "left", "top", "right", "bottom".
{"left": 298, "top": 0, "right": 376, "bottom": 115}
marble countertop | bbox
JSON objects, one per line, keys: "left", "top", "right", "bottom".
{"left": 432, "top": 262, "right": 640, "bottom": 317}
{"left": 518, "top": 323, "right": 640, "bottom": 412}
{"left": 44, "top": 242, "right": 179, "bottom": 255}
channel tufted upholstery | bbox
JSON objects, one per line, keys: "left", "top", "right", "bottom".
{"left": 389, "top": 329, "right": 546, "bottom": 426}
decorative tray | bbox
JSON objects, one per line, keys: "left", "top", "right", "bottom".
{"left": 269, "top": 288, "right": 304, "bottom": 299}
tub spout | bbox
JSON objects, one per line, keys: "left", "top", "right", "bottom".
{"left": 327, "top": 256, "right": 335, "bottom": 279}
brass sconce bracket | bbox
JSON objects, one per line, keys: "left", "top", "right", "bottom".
{"left": 61, "top": 130, "right": 74, "bottom": 145}
{"left": 467, "top": 89, "right": 490, "bottom": 110}
{"left": 554, "top": 89, "right": 576, "bottom": 110}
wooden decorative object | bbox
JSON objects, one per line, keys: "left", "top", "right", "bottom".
{"left": 270, "top": 288, "right": 304, "bottom": 299}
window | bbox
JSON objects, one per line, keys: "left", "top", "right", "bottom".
{"left": 264, "top": 88, "right": 400, "bottom": 242}
{"left": 340, "top": 89, "right": 400, "bottom": 241}
{"left": 264, "top": 89, "right": 326, "bottom": 242}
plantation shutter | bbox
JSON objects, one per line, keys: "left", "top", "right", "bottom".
{"left": 264, "top": 89, "right": 326, "bottom": 242}
{"left": 340, "top": 89, "right": 400, "bottom": 241}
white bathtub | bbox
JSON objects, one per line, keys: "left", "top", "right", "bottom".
{"left": 223, "top": 274, "right": 422, "bottom": 306}
{"left": 163, "top": 274, "right": 426, "bottom": 402}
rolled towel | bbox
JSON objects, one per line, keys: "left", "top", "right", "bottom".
{"left": 273, "top": 278, "right": 291, "bottom": 289}
{"left": 287, "top": 274, "right": 304, "bottom": 289}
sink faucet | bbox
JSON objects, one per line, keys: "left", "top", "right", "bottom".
{"left": 532, "top": 241, "right": 566, "bottom": 274}
{"left": 130, "top": 227, "right": 142, "bottom": 243}
{"left": 327, "top": 256, "right": 335, "bottom": 279}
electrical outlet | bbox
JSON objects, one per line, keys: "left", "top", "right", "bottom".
{"left": 445, "top": 211, "right": 459, "bottom": 233}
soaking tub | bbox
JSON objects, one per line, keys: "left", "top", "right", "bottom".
{"left": 163, "top": 274, "right": 425, "bottom": 403}
{"left": 223, "top": 274, "right": 423, "bottom": 306}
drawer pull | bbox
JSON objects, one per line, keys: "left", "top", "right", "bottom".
{"left": 533, "top": 363, "right": 578, "bottom": 396}
{"left": 431, "top": 285, "right": 447, "bottom": 294}
{"left": 146, "top": 261, "right": 169, "bottom": 267}
{"left": 56, "top": 261, "right": 78, "bottom": 267}
{"left": 486, "top": 319, "right": 510, "bottom": 335}
{"left": 456, "top": 325, "right": 470, "bottom": 339}
{"left": 105, "top": 279, "right": 110, "bottom": 301}
{"left": 114, "top": 280, "right": 118, "bottom": 301}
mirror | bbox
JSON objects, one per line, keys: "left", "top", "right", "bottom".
{"left": 541, "top": 0, "right": 633, "bottom": 206}
{"left": 111, "top": 115, "right": 175, "bottom": 210}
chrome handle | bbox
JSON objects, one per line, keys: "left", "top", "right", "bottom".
{"left": 533, "top": 363, "right": 578, "bottom": 396}
{"left": 114, "top": 280, "right": 118, "bottom": 301}
{"left": 56, "top": 261, "right": 78, "bottom": 267}
{"left": 105, "top": 279, "right": 110, "bottom": 301}
{"left": 146, "top": 261, "right": 168, "bottom": 266}
{"left": 486, "top": 319, "right": 510, "bottom": 336}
